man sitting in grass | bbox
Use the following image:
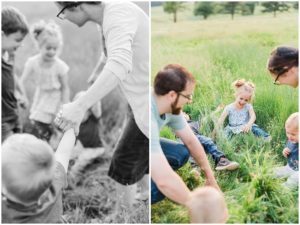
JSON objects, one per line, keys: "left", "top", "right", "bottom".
{"left": 182, "top": 112, "right": 239, "bottom": 172}
{"left": 151, "top": 64, "right": 228, "bottom": 223}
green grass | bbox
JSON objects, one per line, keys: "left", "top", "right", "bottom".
{"left": 151, "top": 4, "right": 298, "bottom": 224}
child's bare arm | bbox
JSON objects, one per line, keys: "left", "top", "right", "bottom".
{"left": 55, "top": 129, "right": 76, "bottom": 172}
{"left": 243, "top": 107, "right": 256, "bottom": 133}
{"left": 59, "top": 72, "right": 70, "bottom": 104}
{"left": 212, "top": 109, "right": 228, "bottom": 140}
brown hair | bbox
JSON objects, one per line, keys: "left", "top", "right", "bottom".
{"left": 154, "top": 64, "right": 195, "bottom": 95}
{"left": 2, "top": 6, "right": 29, "bottom": 35}
{"left": 268, "top": 46, "right": 298, "bottom": 75}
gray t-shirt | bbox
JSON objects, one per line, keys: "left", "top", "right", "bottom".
{"left": 2, "top": 162, "right": 67, "bottom": 223}
{"left": 151, "top": 94, "right": 186, "bottom": 153}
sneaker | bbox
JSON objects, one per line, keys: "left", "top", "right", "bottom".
{"left": 215, "top": 157, "right": 239, "bottom": 171}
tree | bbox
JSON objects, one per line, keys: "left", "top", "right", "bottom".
{"left": 241, "top": 2, "right": 257, "bottom": 15}
{"left": 194, "top": 2, "right": 214, "bottom": 20}
{"left": 220, "top": 2, "right": 240, "bottom": 20}
{"left": 163, "top": 2, "right": 185, "bottom": 23}
{"left": 261, "top": 2, "right": 290, "bottom": 17}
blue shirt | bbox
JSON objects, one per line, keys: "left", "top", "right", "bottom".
{"left": 286, "top": 141, "right": 298, "bottom": 171}
{"left": 151, "top": 93, "right": 186, "bottom": 153}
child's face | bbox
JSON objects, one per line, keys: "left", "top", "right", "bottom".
{"left": 235, "top": 91, "right": 252, "bottom": 108}
{"left": 285, "top": 124, "right": 298, "bottom": 143}
{"left": 40, "top": 37, "right": 60, "bottom": 61}
{"left": 2, "top": 31, "right": 25, "bottom": 53}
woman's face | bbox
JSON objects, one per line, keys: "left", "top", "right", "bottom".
{"left": 271, "top": 66, "right": 298, "bottom": 88}
{"left": 55, "top": 4, "right": 88, "bottom": 27}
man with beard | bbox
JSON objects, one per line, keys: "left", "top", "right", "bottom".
{"left": 151, "top": 64, "right": 224, "bottom": 209}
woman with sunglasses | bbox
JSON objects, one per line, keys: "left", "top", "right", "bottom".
{"left": 267, "top": 46, "right": 298, "bottom": 87}
{"left": 54, "top": 1, "right": 149, "bottom": 219}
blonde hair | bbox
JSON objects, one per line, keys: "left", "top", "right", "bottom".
{"left": 31, "top": 20, "right": 63, "bottom": 49}
{"left": 186, "top": 187, "right": 227, "bottom": 223}
{"left": 285, "top": 112, "right": 299, "bottom": 131}
{"left": 2, "top": 134, "right": 55, "bottom": 203}
{"left": 232, "top": 79, "right": 255, "bottom": 99}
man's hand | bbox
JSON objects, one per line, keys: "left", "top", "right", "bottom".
{"left": 54, "top": 101, "right": 86, "bottom": 135}
{"left": 204, "top": 178, "right": 221, "bottom": 192}
{"left": 282, "top": 147, "right": 291, "bottom": 158}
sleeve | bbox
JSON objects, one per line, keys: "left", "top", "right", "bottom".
{"left": 224, "top": 104, "right": 230, "bottom": 114}
{"left": 102, "top": 3, "right": 138, "bottom": 80}
{"left": 151, "top": 110, "right": 163, "bottom": 154}
{"left": 168, "top": 114, "right": 187, "bottom": 131}
{"left": 57, "top": 59, "right": 69, "bottom": 78}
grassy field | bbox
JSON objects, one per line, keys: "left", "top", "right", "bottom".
{"left": 2, "top": 2, "right": 148, "bottom": 223}
{"left": 151, "top": 3, "right": 298, "bottom": 224}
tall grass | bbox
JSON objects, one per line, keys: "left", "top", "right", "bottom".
{"left": 151, "top": 3, "right": 298, "bottom": 223}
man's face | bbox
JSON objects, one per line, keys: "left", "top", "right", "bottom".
{"left": 2, "top": 31, "right": 25, "bottom": 53}
{"left": 171, "top": 82, "right": 195, "bottom": 115}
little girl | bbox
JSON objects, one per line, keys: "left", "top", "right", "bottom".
{"left": 217, "top": 79, "right": 271, "bottom": 140}
{"left": 21, "top": 20, "right": 69, "bottom": 142}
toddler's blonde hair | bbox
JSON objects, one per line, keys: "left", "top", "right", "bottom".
{"left": 2, "top": 134, "right": 55, "bottom": 204}
{"left": 31, "top": 20, "right": 63, "bottom": 48}
{"left": 232, "top": 79, "right": 255, "bottom": 99}
{"left": 186, "top": 187, "right": 227, "bottom": 223}
{"left": 285, "top": 112, "right": 299, "bottom": 131}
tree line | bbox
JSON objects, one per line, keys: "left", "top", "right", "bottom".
{"left": 159, "top": 1, "right": 298, "bottom": 23}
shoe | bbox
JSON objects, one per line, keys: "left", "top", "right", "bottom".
{"left": 263, "top": 136, "right": 272, "bottom": 142}
{"left": 215, "top": 157, "right": 239, "bottom": 171}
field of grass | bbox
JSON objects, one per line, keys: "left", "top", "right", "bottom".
{"left": 2, "top": 2, "right": 148, "bottom": 223}
{"left": 151, "top": 3, "right": 298, "bottom": 224}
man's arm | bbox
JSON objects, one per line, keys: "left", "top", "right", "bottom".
{"left": 151, "top": 151, "right": 191, "bottom": 205}
{"left": 55, "top": 129, "right": 76, "bottom": 172}
{"left": 175, "top": 126, "right": 220, "bottom": 191}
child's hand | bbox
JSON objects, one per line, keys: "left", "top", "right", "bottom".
{"left": 282, "top": 147, "right": 291, "bottom": 158}
{"left": 242, "top": 124, "right": 252, "bottom": 133}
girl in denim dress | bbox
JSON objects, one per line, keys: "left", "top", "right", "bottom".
{"left": 217, "top": 79, "right": 271, "bottom": 140}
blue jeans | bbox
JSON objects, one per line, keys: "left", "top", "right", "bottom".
{"left": 190, "top": 134, "right": 225, "bottom": 166}
{"left": 225, "top": 124, "right": 270, "bottom": 139}
{"left": 151, "top": 138, "right": 190, "bottom": 204}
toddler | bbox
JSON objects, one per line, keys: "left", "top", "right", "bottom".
{"left": 21, "top": 20, "right": 70, "bottom": 142}
{"left": 2, "top": 6, "right": 29, "bottom": 142}
{"left": 273, "top": 112, "right": 298, "bottom": 188}
{"left": 217, "top": 79, "right": 271, "bottom": 140}
{"left": 69, "top": 91, "right": 105, "bottom": 184}
{"left": 186, "top": 187, "right": 228, "bottom": 223}
{"left": 2, "top": 129, "right": 76, "bottom": 223}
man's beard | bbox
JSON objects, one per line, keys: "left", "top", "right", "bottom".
{"left": 171, "top": 94, "right": 182, "bottom": 115}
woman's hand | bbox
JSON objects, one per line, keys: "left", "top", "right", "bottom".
{"left": 55, "top": 101, "right": 86, "bottom": 135}
{"left": 282, "top": 147, "right": 291, "bottom": 158}
{"left": 242, "top": 123, "right": 252, "bottom": 133}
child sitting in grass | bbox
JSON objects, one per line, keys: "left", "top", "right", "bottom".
{"left": 183, "top": 112, "right": 239, "bottom": 171}
{"left": 69, "top": 91, "right": 105, "bottom": 184}
{"left": 186, "top": 186, "right": 228, "bottom": 223}
{"left": 273, "top": 112, "right": 298, "bottom": 188}
{"left": 2, "top": 128, "right": 75, "bottom": 223}
{"left": 216, "top": 79, "right": 271, "bottom": 141}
